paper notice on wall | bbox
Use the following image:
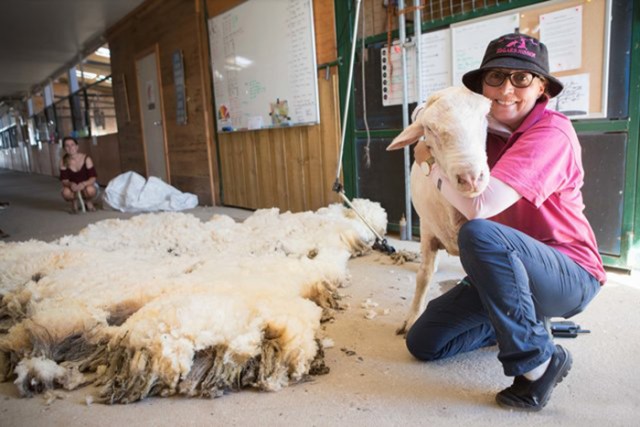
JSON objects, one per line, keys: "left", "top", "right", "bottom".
{"left": 540, "top": 6, "right": 583, "bottom": 72}
{"left": 547, "top": 73, "right": 589, "bottom": 117}
{"left": 419, "top": 28, "right": 452, "bottom": 102}
{"left": 381, "top": 41, "right": 417, "bottom": 106}
{"left": 146, "top": 80, "right": 156, "bottom": 110}
{"left": 451, "top": 13, "right": 520, "bottom": 87}
{"left": 248, "top": 115, "right": 263, "bottom": 130}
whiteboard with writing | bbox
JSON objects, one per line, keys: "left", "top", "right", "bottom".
{"left": 208, "top": 0, "right": 319, "bottom": 132}
{"left": 451, "top": 13, "right": 520, "bottom": 86}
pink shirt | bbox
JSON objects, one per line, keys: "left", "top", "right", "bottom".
{"left": 488, "top": 99, "right": 606, "bottom": 283}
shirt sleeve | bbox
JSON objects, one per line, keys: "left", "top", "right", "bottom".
{"left": 429, "top": 165, "right": 521, "bottom": 220}
{"left": 490, "top": 123, "right": 577, "bottom": 208}
{"left": 87, "top": 166, "right": 97, "bottom": 179}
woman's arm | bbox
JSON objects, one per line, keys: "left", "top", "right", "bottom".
{"left": 78, "top": 177, "right": 96, "bottom": 191}
{"left": 429, "top": 164, "right": 521, "bottom": 219}
{"left": 78, "top": 156, "right": 97, "bottom": 190}
{"left": 59, "top": 160, "right": 72, "bottom": 189}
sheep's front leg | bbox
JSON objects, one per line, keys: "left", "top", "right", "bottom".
{"left": 396, "top": 235, "right": 439, "bottom": 336}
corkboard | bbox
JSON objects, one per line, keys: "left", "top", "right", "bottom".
{"left": 510, "top": 0, "right": 608, "bottom": 116}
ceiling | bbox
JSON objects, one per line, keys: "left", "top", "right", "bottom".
{"left": 0, "top": 0, "right": 146, "bottom": 102}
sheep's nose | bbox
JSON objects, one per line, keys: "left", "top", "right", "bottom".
{"left": 456, "top": 172, "right": 484, "bottom": 192}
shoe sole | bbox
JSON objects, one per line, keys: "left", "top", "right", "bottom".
{"left": 496, "top": 346, "right": 572, "bottom": 412}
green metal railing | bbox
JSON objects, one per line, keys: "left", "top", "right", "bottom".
{"left": 335, "top": 0, "right": 640, "bottom": 270}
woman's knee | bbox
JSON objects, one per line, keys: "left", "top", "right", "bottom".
{"left": 61, "top": 188, "right": 73, "bottom": 201}
{"left": 405, "top": 325, "right": 446, "bottom": 361}
{"left": 405, "top": 310, "right": 450, "bottom": 362}
{"left": 459, "top": 219, "right": 492, "bottom": 246}
{"left": 458, "top": 219, "right": 504, "bottom": 256}
{"left": 83, "top": 186, "right": 96, "bottom": 199}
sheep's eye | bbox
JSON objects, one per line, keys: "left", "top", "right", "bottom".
{"left": 425, "top": 125, "right": 442, "bottom": 146}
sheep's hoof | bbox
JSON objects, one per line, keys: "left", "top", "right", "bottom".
{"left": 395, "top": 322, "right": 408, "bottom": 336}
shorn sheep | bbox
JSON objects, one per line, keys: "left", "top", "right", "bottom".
{"left": 387, "top": 86, "right": 491, "bottom": 335}
{"left": 0, "top": 199, "right": 387, "bottom": 402}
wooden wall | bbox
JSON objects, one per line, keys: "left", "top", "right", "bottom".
{"left": 0, "top": 146, "right": 30, "bottom": 172}
{"left": 107, "top": 0, "right": 217, "bottom": 205}
{"left": 361, "top": 0, "right": 482, "bottom": 39}
{"left": 209, "top": 0, "right": 342, "bottom": 211}
{"left": 106, "top": 0, "right": 341, "bottom": 211}
{"left": 5, "top": 134, "right": 122, "bottom": 186}
{"left": 363, "top": 0, "right": 398, "bottom": 38}
{"left": 80, "top": 135, "right": 122, "bottom": 185}
{"left": 217, "top": 74, "right": 341, "bottom": 211}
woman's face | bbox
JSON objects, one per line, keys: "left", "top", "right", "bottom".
{"left": 63, "top": 139, "right": 79, "bottom": 154}
{"left": 482, "top": 68, "right": 546, "bottom": 130}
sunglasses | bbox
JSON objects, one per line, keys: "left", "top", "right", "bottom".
{"left": 483, "top": 70, "right": 540, "bottom": 88}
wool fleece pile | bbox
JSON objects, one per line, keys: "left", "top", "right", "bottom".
{"left": 0, "top": 199, "right": 387, "bottom": 403}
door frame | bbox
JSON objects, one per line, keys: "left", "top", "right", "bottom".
{"left": 134, "top": 43, "right": 170, "bottom": 182}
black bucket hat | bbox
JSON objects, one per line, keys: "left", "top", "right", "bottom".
{"left": 462, "top": 33, "right": 563, "bottom": 98}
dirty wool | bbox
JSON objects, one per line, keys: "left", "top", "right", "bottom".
{"left": 0, "top": 200, "right": 386, "bottom": 403}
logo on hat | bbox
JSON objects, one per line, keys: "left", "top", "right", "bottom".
{"left": 496, "top": 35, "right": 538, "bottom": 58}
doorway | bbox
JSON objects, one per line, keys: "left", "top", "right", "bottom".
{"left": 135, "top": 47, "right": 168, "bottom": 182}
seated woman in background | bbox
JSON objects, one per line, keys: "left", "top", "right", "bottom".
{"left": 59, "top": 136, "right": 98, "bottom": 212}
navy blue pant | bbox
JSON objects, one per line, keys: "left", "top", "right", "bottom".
{"left": 406, "top": 219, "right": 601, "bottom": 377}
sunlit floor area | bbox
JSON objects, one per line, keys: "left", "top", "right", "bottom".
{"left": 1, "top": 168, "right": 638, "bottom": 427}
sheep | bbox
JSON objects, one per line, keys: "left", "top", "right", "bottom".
{"left": 0, "top": 199, "right": 388, "bottom": 402}
{"left": 387, "top": 86, "right": 491, "bottom": 335}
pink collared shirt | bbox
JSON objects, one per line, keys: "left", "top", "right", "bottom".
{"left": 488, "top": 98, "right": 606, "bottom": 283}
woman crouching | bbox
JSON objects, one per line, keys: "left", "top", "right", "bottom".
{"left": 59, "top": 136, "right": 98, "bottom": 213}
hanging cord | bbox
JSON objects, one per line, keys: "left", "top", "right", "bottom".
{"left": 332, "top": 0, "right": 395, "bottom": 255}
{"left": 386, "top": 3, "right": 396, "bottom": 97}
{"left": 361, "top": 0, "right": 371, "bottom": 168}
{"left": 333, "top": 0, "right": 363, "bottom": 186}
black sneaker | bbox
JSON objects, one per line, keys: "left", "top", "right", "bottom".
{"left": 496, "top": 344, "right": 572, "bottom": 411}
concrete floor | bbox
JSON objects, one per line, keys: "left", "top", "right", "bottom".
{"left": 1, "top": 168, "right": 639, "bottom": 427}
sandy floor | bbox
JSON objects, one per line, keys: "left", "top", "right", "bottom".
{"left": 1, "top": 169, "right": 639, "bottom": 426}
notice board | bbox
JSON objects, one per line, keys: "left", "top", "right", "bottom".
{"left": 451, "top": 0, "right": 610, "bottom": 118}
{"left": 379, "top": 0, "right": 611, "bottom": 118}
{"left": 207, "top": 0, "right": 320, "bottom": 133}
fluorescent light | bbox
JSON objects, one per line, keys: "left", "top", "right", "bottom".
{"left": 96, "top": 47, "right": 110, "bottom": 58}
{"left": 75, "top": 70, "right": 97, "bottom": 80}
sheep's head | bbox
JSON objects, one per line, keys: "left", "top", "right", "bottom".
{"left": 387, "top": 87, "right": 491, "bottom": 197}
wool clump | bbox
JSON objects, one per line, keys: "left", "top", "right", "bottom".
{"left": 0, "top": 199, "right": 386, "bottom": 403}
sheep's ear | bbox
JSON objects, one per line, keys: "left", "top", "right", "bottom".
{"left": 386, "top": 121, "right": 424, "bottom": 150}
{"left": 425, "top": 90, "right": 443, "bottom": 108}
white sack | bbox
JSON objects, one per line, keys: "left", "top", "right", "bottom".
{"left": 103, "top": 171, "right": 198, "bottom": 213}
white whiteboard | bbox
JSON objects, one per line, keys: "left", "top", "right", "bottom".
{"left": 207, "top": 0, "right": 319, "bottom": 133}
{"left": 451, "top": 13, "right": 520, "bottom": 86}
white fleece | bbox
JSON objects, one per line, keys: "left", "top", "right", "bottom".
{"left": 0, "top": 199, "right": 388, "bottom": 400}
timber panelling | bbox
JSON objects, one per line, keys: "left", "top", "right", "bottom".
{"left": 36, "top": 144, "right": 52, "bottom": 176}
{"left": 210, "top": 0, "right": 341, "bottom": 212}
{"left": 314, "top": 0, "right": 337, "bottom": 65}
{"left": 320, "top": 73, "right": 341, "bottom": 206}
{"left": 88, "top": 134, "right": 123, "bottom": 185}
{"left": 217, "top": 75, "right": 341, "bottom": 212}
{"left": 272, "top": 130, "right": 290, "bottom": 209}
{"left": 108, "top": 0, "right": 215, "bottom": 205}
{"left": 107, "top": 0, "right": 341, "bottom": 211}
